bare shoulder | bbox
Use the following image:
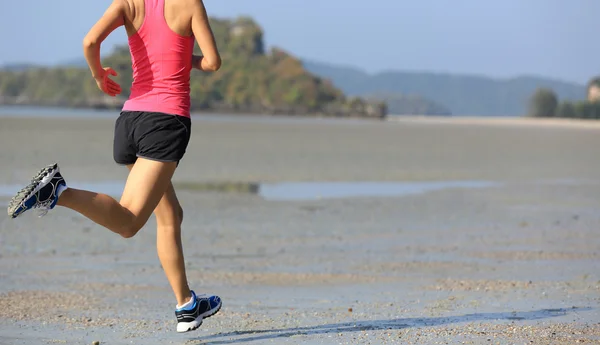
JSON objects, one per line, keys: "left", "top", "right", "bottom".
{"left": 174, "top": 0, "right": 207, "bottom": 23}
{"left": 189, "top": 0, "right": 208, "bottom": 13}
{"left": 102, "top": 0, "right": 129, "bottom": 19}
{"left": 120, "top": 0, "right": 134, "bottom": 13}
{"left": 109, "top": 0, "right": 128, "bottom": 12}
{"left": 119, "top": 0, "right": 137, "bottom": 19}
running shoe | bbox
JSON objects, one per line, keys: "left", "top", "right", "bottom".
{"left": 7, "top": 163, "right": 67, "bottom": 219}
{"left": 175, "top": 290, "right": 222, "bottom": 333}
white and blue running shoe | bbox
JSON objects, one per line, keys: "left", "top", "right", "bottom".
{"left": 7, "top": 163, "right": 67, "bottom": 219}
{"left": 175, "top": 290, "right": 222, "bottom": 333}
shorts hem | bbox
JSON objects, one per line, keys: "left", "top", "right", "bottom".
{"left": 114, "top": 159, "right": 136, "bottom": 166}
{"left": 136, "top": 154, "right": 182, "bottom": 163}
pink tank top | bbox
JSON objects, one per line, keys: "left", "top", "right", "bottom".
{"left": 122, "top": 0, "right": 195, "bottom": 118}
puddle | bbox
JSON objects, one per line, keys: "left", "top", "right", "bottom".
{"left": 258, "top": 181, "right": 499, "bottom": 201}
{"left": 0, "top": 180, "right": 499, "bottom": 202}
{"left": 0, "top": 181, "right": 126, "bottom": 199}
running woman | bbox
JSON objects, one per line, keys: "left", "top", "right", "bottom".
{"left": 7, "top": 0, "right": 222, "bottom": 333}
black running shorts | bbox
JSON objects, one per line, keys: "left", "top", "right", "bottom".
{"left": 113, "top": 111, "right": 191, "bottom": 165}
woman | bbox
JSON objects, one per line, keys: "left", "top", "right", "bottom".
{"left": 7, "top": 0, "right": 222, "bottom": 334}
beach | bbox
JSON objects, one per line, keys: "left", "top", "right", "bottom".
{"left": 0, "top": 111, "right": 598, "bottom": 344}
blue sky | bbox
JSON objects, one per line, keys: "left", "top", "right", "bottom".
{"left": 0, "top": 0, "right": 597, "bottom": 84}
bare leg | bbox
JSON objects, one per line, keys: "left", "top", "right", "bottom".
{"left": 57, "top": 158, "right": 177, "bottom": 238}
{"left": 154, "top": 182, "right": 192, "bottom": 307}
{"left": 121, "top": 162, "right": 192, "bottom": 306}
{"left": 55, "top": 159, "right": 200, "bottom": 313}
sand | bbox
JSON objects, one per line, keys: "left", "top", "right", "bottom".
{"left": 0, "top": 112, "right": 598, "bottom": 344}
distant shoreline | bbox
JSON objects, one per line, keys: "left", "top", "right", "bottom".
{"left": 0, "top": 102, "right": 387, "bottom": 120}
{"left": 387, "top": 114, "right": 600, "bottom": 129}
{"left": 2, "top": 104, "right": 599, "bottom": 129}
{"left": 0, "top": 104, "right": 385, "bottom": 125}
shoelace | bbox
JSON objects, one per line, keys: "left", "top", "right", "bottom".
{"left": 33, "top": 199, "right": 53, "bottom": 218}
{"left": 25, "top": 172, "right": 54, "bottom": 218}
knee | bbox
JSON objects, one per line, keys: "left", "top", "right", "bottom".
{"left": 120, "top": 221, "right": 145, "bottom": 239}
{"left": 156, "top": 206, "right": 183, "bottom": 232}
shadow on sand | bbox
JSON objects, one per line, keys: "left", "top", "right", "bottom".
{"left": 190, "top": 307, "right": 589, "bottom": 344}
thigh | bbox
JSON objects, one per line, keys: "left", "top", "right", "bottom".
{"left": 120, "top": 158, "right": 178, "bottom": 225}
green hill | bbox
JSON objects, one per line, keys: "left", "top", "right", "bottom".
{"left": 302, "top": 60, "right": 587, "bottom": 116}
{"left": 0, "top": 17, "right": 386, "bottom": 119}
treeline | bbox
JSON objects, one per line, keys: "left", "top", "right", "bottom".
{"left": 0, "top": 17, "right": 386, "bottom": 119}
{"left": 365, "top": 92, "right": 452, "bottom": 116}
{"left": 527, "top": 78, "right": 600, "bottom": 119}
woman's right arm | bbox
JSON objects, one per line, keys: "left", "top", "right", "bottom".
{"left": 83, "top": 0, "right": 125, "bottom": 96}
{"left": 191, "top": 0, "right": 221, "bottom": 72}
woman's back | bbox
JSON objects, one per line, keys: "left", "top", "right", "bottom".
{"left": 121, "top": 0, "right": 195, "bottom": 117}
{"left": 124, "top": 0, "right": 194, "bottom": 37}
{"left": 81, "top": 0, "right": 220, "bottom": 112}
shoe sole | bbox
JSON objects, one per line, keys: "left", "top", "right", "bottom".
{"left": 176, "top": 300, "right": 222, "bottom": 333}
{"left": 7, "top": 163, "right": 59, "bottom": 219}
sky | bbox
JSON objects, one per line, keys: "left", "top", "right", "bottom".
{"left": 0, "top": 0, "right": 597, "bottom": 84}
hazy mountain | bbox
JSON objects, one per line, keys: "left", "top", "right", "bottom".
{"left": 302, "top": 60, "right": 587, "bottom": 116}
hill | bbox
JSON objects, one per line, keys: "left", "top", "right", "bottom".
{"left": 0, "top": 17, "right": 386, "bottom": 119}
{"left": 302, "top": 60, "right": 587, "bottom": 116}
{"left": 52, "top": 55, "right": 450, "bottom": 116}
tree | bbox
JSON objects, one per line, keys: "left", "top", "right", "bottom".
{"left": 556, "top": 101, "right": 576, "bottom": 118}
{"left": 587, "top": 76, "right": 600, "bottom": 102}
{"left": 528, "top": 88, "right": 558, "bottom": 117}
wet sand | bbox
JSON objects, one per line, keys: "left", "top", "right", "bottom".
{"left": 0, "top": 114, "right": 599, "bottom": 344}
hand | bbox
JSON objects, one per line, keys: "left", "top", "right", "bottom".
{"left": 94, "top": 67, "right": 122, "bottom": 97}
